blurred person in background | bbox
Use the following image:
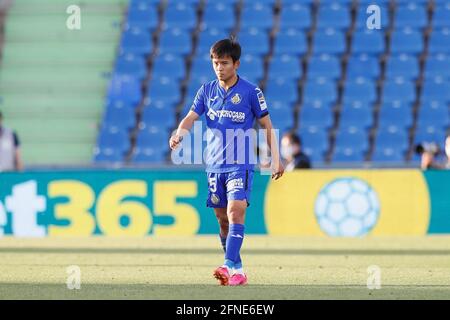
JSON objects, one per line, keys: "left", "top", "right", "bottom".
{"left": 280, "top": 132, "right": 311, "bottom": 171}
{"left": 0, "top": 110, "right": 23, "bottom": 172}
{"left": 418, "top": 134, "right": 450, "bottom": 170}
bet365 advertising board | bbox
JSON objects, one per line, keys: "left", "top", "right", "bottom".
{"left": 0, "top": 169, "right": 448, "bottom": 237}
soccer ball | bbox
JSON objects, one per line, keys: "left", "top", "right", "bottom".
{"left": 314, "top": 177, "right": 380, "bottom": 237}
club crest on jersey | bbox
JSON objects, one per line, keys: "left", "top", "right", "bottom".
{"left": 211, "top": 194, "right": 220, "bottom": 205}
{"left": 231, "top": 93, "right": 242, "bottom": 105}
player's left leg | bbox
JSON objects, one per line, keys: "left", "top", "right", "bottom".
{"left": 226, "top": 200, "right": 248, "bottom": 286}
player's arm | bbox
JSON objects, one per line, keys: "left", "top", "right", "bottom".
{"left": 13, "top": 132, "right": 23, "bottom": 171}
{"left": 169, "top": 110, "right": 199, "bottom": 150}
{"left": 258, "top": 115, "right": 284, "bottom": 180}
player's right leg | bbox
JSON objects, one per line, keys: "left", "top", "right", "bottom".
{"left": 207, "top": 173, "right": 231, "bottom": 285}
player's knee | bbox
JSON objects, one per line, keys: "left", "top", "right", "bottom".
{"left": 227, "top": 210, "right": 245, "bottom": 224}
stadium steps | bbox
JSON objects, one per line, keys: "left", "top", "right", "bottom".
{"left": 0, "top": 0, "right": 126, "bottom": 165}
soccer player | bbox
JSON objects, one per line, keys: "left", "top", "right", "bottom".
{"left": 169, "top": 38, "right": 284, "bottom": 286}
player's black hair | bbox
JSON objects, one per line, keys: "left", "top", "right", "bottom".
{"left": 284, "top": 132, "right": 302, "bottom": 146}
{"left": 210, "top": 37, "right": 241, "bottom": 63}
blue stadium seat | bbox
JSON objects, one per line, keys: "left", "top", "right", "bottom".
{"left": 375, "top": 126, "right": 409, "bottom": 152}
{"left": 238, "top": 54, "right": 265, "bottom": 84}
{"left": 240, "top": 3, "right": 274, "bottom": 30}
{"left": 429, "top": 28, "right": 450, "bottom": 54}
{"left": 307, "top": 54, "right": 341, "bottom": 80}
{"left": 273, "top": 28, "right": 307, "bottom": 56}
{"left": 107, "top": 75, "right": 142, "bottom": 107}
{"left": 163, "top": 2, "right": 197, "bottom": 30}
{"left": 152, "top": 53, "right": 185, "bottom": 80}
{"left": 312, "top": 28, "right": 346, "bottom": 55}
{"left": 414, "top": 124, "right": 447, "bottom": 145}
{"left": 385, "top": 54, "right": 419, "bottom": 80}
{"left": 351, "top": 29, "right": 385, "bottom": 55}
{"left": 120, "top": 27, "right": 152, "bottom": 56}
{"left": 131, "top": 147, "right": 166, "bottom": 163}
{"left": 196, "top": 28, "right": 230, "bottom": 55}
{"left": 303, "top": 78, "right": 337, "bottom": 105}
{"left": 417, "top": 101, "right": 450, "bottom": 130}
{"left": 433, "top": 3, "right": 450, "bottom": 28}
{"left": 424, "top": 54, "right": 450, "bottom": 79}
{"left": 332, "top": 147, "right": 366, "bottom": 162}
{"left": 298, "top": 104, "right": 334, "bottom": 129}
{"left": 354, "top": 4, "right": 389, "bottom": 30}
{"left": 126, "top": 2, "right": 159, "bottom": 31}
{"left": 342, "top": 78, "right": 377, "bottom": 105}
{"left": 270, "top": 113, "right": 295, "bottom": 133}
{"left": 158, "top": 28, "right": 192, "bottom": 55}
{"left": 346, "top": 54, "right": 380, "bottom": 79}
{"left": 201, "top": 2, "right": 235, "bottom": 30}
{"left": 280, "top": 0, "right": 314, "bottom": 5}
{"left": 147, "top": 76, "right": 180, "bottom": 103}
{"left": 394, "top": 0, "right": 429, "bottom": 4}
{"left": 279, "top": 3, "right": 312, "bottom": 30}
{"left": 114, "top": 53, "right": 147, "bottom": 80}
{"left": 191, "top": 54, "right": 214, "bottom": 79}
{"left": 382, "top": 78, "right": 416, "bottom": 104}
{"left": 297, "top": 126, "right": 328, "bottom": 162}
{"left": 316, "top": 3, "right": 351, "bottom": 30}
{"left": 268, "top": 54, "right": 302, "bottom": 80}
{"left": 421, "top": 78, "right": 450, "bottom": 103}
{"left": 371, "top": 146, "right": 405, "bottom": 162}
{"left": 103, "top": 104, "right": 135, "bottom": 132}
{"left": 96, "top": 127, "right": 131, "bottom": 155}
{"left": 390, "top": 28, "right": 424, "bottom": 55}
{"left": 141, "top": 104, "right": 176, "bottom": 131}
{"left": 378, "top": 101, "right": 413, "bottom": 131}
{"left": 394, "top": 3, "right": 428, "bottom": 30}
{"left": 265, "top": 77, "right": 298, "bottom": 104}
{"left": 93, "top": 147, "right": 125, "bottom": 163}
{"left": 136, "top": 124, "right": 170, "bottom": 149}
{"left": 339, "top": 104, "right": 373, "bottom": 130}
{"left": 130, "top": 0, "right": 161, "bottom": 7}
{"left": 335, "top": 126, "right": 369, "bottom": 152}
{"left": 237, "top": 28, "right": 269, "bottom": 56}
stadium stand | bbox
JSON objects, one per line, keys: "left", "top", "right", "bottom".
{"left": 0, "top": 0, "right": 127, "bottom": 165}
{"left": 1, "top": 0, "right": 449, "bottom": 167}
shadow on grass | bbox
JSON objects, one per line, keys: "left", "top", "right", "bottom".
{"left": 1, "top": 283, "right": 450, "bottom": 300}
{"left": 1, "top": 248, "right": 450, "bottom": 256}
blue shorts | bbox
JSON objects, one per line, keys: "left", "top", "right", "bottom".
{"left": 206, "top": 170, "right": 254, "bottom": 208}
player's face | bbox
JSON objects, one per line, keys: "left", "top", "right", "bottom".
{"left": 211, "top": 56, "right": 239, "bottom": 82}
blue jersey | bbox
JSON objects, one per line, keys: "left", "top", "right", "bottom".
{"left": 190, "top": 76, "right": 269, "bottom": 173}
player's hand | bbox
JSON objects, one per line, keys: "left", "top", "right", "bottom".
{"left": 271, "top": 160, "right": 284, "bottom": 180}
{"left": 169, "top": 134, "right": 183, "bottom": 150}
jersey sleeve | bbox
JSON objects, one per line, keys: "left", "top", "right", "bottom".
{"left": 190, "top": 85, "right": 206, "bottom": 116}
{"left": 250, "top": 87, "right": 269, "bottom": 119}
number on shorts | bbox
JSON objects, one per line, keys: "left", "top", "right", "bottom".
{"left": 209, "top": 176, "right": 217, "bottom": 193}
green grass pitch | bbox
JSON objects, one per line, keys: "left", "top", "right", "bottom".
{"left": 0, "top": 236, "right": 450, "bottom": 300}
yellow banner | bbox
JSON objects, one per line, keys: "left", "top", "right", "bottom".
{"left": 264, "top": 170, "right": 430, "bottom": 236}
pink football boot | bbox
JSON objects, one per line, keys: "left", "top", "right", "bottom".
{"left": 229, "top": 273, "right": 248, "bottom": 286}
{"left": 213, "top": 266, "right": 230, "bottom": 286}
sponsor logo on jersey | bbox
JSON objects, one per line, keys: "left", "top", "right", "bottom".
{"left": 227, "top": 178, "right": 244, "bottom": 193}
{"left": 257, "top": 91, "right": 267, "bottom": 111}
{"left": 207, "top": 108, "right": 246, "bottom": 123}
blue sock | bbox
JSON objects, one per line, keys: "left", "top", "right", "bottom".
{"left": 221, "top": 234, "right": 242, "bottom": 268}
{"left": 225, "top": 224, "right": 245, "bottom": 268}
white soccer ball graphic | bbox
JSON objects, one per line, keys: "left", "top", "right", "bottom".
{"left": 314, "top": 178, "right": 380, "bottom": 237}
